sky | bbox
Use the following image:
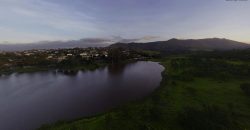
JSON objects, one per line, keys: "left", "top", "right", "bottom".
{"left": 0, "top": 0, "right": 250, "bottom": 43}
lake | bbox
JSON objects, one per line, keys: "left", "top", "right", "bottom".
{"left": 0, "top": 61, "right": 164, "bottom": 130}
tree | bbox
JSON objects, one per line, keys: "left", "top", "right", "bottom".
{"left": 108, "top": 48, "right": 126, "bottom": 63}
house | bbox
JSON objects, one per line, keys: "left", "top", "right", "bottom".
{"left": 80, "top": 53, "right": 90, "bottom": 59}
{"left": 102, "top": 51, "right": 108, "bottom": 57}
{"left": 66, "top": 54, "right": 73, "bottom": 56}
{"left": 80, "top": 53, "right": 88, "bottom": 57}
{"left": 47, "top": 56, "right": 53, "bottom": 59}
{"left": 24, "top": 53, "right": 33, "bottom": 56}
{"left": 58, "top": 56, "right": 67, "bottom": 62}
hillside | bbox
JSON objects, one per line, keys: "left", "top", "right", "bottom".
{"left": 110, "top": 38, "right": 250, "bottom": 52}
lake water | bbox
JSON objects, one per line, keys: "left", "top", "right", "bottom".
{"left": 0, "top": 61, "right": 164, "bottom": 130}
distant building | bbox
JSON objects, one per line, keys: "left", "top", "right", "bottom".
{"left": 80, "top": 53, "right": 88, "bottom": 57}
{"left": 103, "top": 51, "right": 108, "bottom": 57}
{"left": 80, "top": 53, "right": 90, "bottom": 59}
{"left": 66, "top": 54, "right": 73, "bottom": 56}
{"left": 24, "top": 53, "right": 33, "bottom": 56}
{"left": 58, "top": 56, "right": 67, "bottom": 62}
{"left": 47, "top": 56, "right": 53, "bottom": 59}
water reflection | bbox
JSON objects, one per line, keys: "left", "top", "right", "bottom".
{"left": 108, "top": 63, "right": 127, "bottom": 76}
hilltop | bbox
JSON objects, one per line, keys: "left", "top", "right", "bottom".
{"left": 110, "top": 38, "right": 250, "bottom": 52}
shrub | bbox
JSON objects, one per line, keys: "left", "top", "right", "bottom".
{"left": 240, "top": 83, "right": 250, "bottom": 96}
{"left": 178, "top": 105, "right": 239, "bottom": 130}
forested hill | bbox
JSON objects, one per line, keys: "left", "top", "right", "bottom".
{"left": 109, "top": 38, "right": 250, "bottom": 52}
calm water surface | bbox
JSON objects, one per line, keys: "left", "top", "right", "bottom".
{"left": 0, "top": 61, "right": 164, "bottom": 130}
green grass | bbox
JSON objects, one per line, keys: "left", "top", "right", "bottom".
{"left": 38, "top": 57, "right": 250, "bottom": 130}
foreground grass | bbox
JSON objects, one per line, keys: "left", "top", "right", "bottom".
{"left": 39, "top": 57, "right": 250, "bottom": 130}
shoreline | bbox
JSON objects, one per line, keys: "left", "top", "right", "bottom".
{"left": 0, "top": 58, "right": 145, "bottom": 76}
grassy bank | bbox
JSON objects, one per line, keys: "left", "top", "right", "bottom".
{"left": 39, "top": 56, "right": 250, "bottom": 130}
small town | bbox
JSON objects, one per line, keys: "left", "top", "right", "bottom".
{"left": 1, "top": 47, "right": 109, "bottom": 61}
{"left": 0, "top": 47, "right": 153, "bottom": 75}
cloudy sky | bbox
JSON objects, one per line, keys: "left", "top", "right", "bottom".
{"left": 0, "top": 0, "right": 250, "bottom": 43}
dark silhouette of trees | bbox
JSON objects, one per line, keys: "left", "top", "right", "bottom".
{"left": 240, "top": 83, "right": 250, "bottom": 96}
{"left": 108, "top": 48, "right": 126, "bottom": 63}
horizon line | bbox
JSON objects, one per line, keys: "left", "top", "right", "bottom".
{"left": 1, "top": 37, "right": 250, "bottom": 45}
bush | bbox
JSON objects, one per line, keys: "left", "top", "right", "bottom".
{"left": 178, "top": 105, "right": 239, "bottom": 130}
{"left": 240, "top": 83, "right": 250, "bottom": 96}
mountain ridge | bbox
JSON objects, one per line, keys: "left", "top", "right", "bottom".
{"left": 1, "top": 38, "right": 249, "bottom": 52}
{"left": 109, "top": 38, "right": 250, "bottom": 52}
